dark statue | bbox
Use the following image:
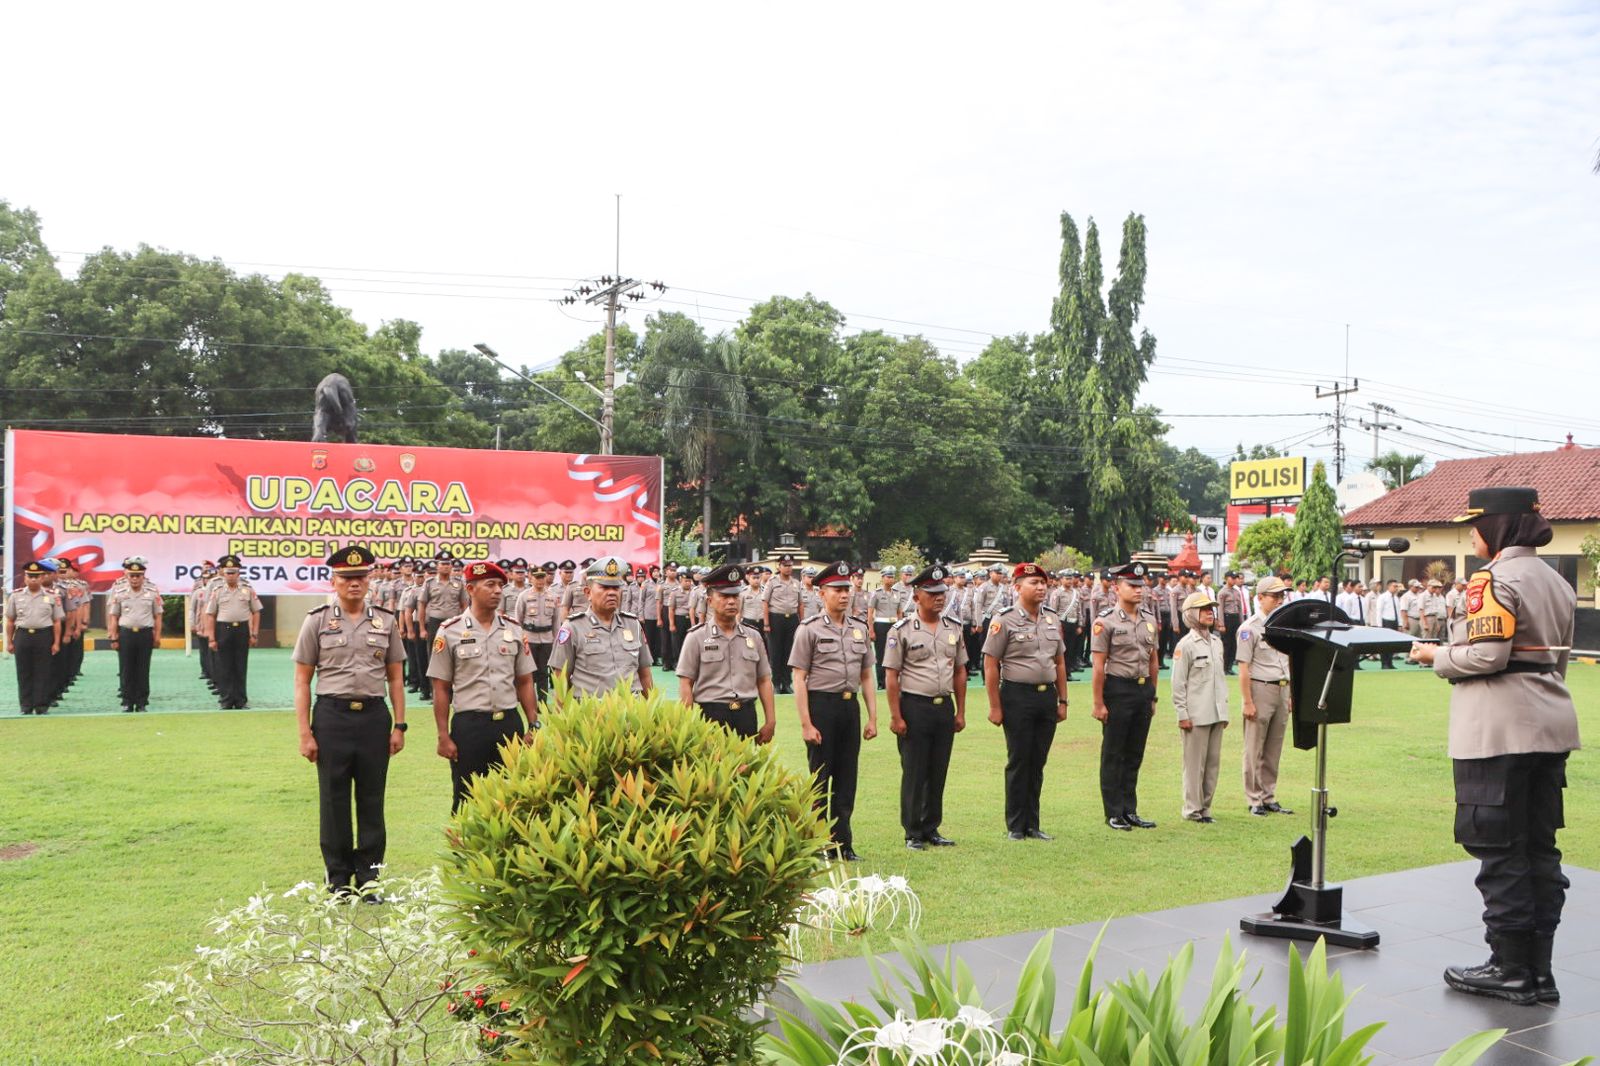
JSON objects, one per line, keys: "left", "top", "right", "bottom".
{"left": 312, "top": 373, "right": 358, "bottom": 443}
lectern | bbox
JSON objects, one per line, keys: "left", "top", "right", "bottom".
{"left": 1239, "top": 596, "right": 1416, "bottom": 949}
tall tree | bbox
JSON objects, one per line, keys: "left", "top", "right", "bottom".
{"left": 1162, "top": 444, "right": 1229, "bottom": 515}
{"left": 1290, "top": 460, "right": 1342, "bottom": 585}
{"left": 1367, "top": 450, "right": 1428, "bottom": 487}
{"left": 1232, "top": 516, "right": 1294, "bottom": 577}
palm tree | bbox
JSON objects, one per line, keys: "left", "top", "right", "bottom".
{"left": 640, "top": 317, "right": 753, "bottom": 556}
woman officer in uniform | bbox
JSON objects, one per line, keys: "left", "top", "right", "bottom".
{"left": 1410, "top": 486, "right": 1580, "bottom": 1005}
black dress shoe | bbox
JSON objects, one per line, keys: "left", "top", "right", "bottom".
{"left": 1024, "top": 829, "right": 1054, "bottom": 841}
{"left": 1126, "top": 815, "right": 1156, "bottom": 829}
{"left": 1196, "top": 815, "right": 1216, "bottom": 824}
{"left": 1249, "top": 805, "right": 1271, "bottom": 816}
{"left": 1006, "top": 830, "right": 1026, "bottom": 841}
{"left": 1264, "top": 802, "right": 1294, "bottom": 815}
{"left": 123, "top": 706, "right": 134, "bottom": 713}
{"left": 905, "top": 837, "right": 927, "bottom": 850}
{"left": 926, "top": 834, "right": 957, "bottom": 847}
{"left": 839, "top": 848, "right": 862, "bottom": 862}
{"left": 1444, "top": 937, "right": 1537, "bottom": 1005}
{"left": 1106, "top": 818, "right": 1133, "bottom": 831}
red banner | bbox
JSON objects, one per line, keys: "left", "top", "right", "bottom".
{"left": 4, "top": 430, "right": 662, "bottom": 594}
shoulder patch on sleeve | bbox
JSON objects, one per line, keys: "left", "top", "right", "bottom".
{"left": 556, "top": 625, "right": 572, "bottom": 644}
{"left": 1465, "top": 570, "right": 1514, "bottom": 644}
{"left": 1091, "top": 620, "right": 1105, "bottom": 636}
{"left": 1239, "top": 628, "right": 1251, "bottom": 641}
{"left": 432, "top": 636, "right": 445, "bottom": 653}
{"left": 988, "top": 620, "right": 1002, "bottom": 635}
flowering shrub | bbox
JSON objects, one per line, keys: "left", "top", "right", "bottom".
{"left": 120, "top": 869, "right": 493, "bottom": 1065}
{"left": 837, "top": 1006, "right": 1033, "bottom": 1065}
{"left": 442, "top": 684, "right": 829, "bottom": 1065}
{"left": 441, "top": 960, "right": 524, "bottom": 1059}
{"left": 788, "top": 869, "right": 922, "bottom": 959}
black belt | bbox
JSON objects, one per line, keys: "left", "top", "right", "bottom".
{"left": 220, "top": 621, "right": 247, "bottom": 627}
{"left": 1001, "top": 680, "right": 1053, "bottom": 692}
{"left": 1449, "top": 661, "right": 1561, "bottom": 685}
{"left": 455, "top": 708, "right": 520, "bottom": 720}
{"left": 699, "top": 699, "right": 756, "bottom": 712}
{"left": 810, "top": 689, "right": 857, "bottom": 701}
{"left": 118, "top": 624, "right": 152, "bottom": 633}
{"left": 901, "top": 692, "right": 952, "bottom": 706}
{"left": 318, "top": 695, "right": 386, "bottom": 711}
{"left": 771, "top": 611, "right": 795, "bottom": 618}
{"left": 1251, "top": 678, "right": 1291, "bottom": 687}
{"left": 1106, "top": 674, "right": 1152, "bottom": 686}
{"left": 523, "top": 624, "right": 553, "bottom": 632}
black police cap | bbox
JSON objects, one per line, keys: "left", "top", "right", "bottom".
{"left": 1453, "top": 486, "right": 1540, "bottom": 523}
{"left": 328, "top": 545, "right": 376, "bottom": 576}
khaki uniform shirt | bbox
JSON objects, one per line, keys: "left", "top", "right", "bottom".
{"left": 516, "top": 586, "right": 561, "bottom": 644}
{"left": 883, "top": 614, "right": 968, "bottom": 697}
{"left": 762, "top": 576, "right": 802, "bottom": 616}
{"left": 399, "top": 584, "right": 421, "bottom": 629}
{"left": 292, "top": 605, "right": 404, "bottom": 698}
{"left": 738, "top": 585, "right": 765, "bottom": 623}
{"left": 419, "top": 576, "right": 468, "bottom": 621}
{"left": 6, "top": 587, "right": 64, "bottom": 629}
{"left": 848, "top": 586, "right": 868, "bottom": 621}
{"left": 1433, "top": 546, "right": 1582, "bottom": 759}
{"left": 208, "top": 582, "right": 262, "bottom": 622}
{"left": 108, "top": 587, "right": 162, "bottom": 630}
{"left": 668, "top": 584, "right": 693, "bottom": 618}
{"left": 688, "top": 584, "right": 707, "bottom": 622}
{"left": 560, "top": 580, "right": 586, "bottom": 618}
{"left": 550, "top": 609, "right": 651, "bottom": 696}
{"left": 867, "top": 587, "right": 901, "bottom": 622}
{"left": 640, "top": 579, "right": 661, "bottom": 619}
{"left": 982, "top": 605, "right": 1065, "bottom": 684}
{"left": 800, "top": 586, "right": 823, "bottom": 618}
{"left": 789, "top": 612, "right": 874, "bottom": 693}
{"left": 1171, "top": 629, "right": 1229, "bottom": 725}
{"left": 1235, "top": 610, "right": 1290, "bottom": 682}
{"left": 427, "top": 610, "right": 533, "bottom": 710}
{"left": 676, "top": 620, "right": 771, "bottom": 702}
{"left": 1090, "top": 605, "right": 1158, "bottom": 680}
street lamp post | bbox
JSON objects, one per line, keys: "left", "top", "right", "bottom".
{"left": 473, "top": 343, "right": 604, "bottom": 447}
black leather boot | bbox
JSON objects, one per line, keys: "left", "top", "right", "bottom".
{"left": 1530, "top": 933, "right": 1559, "bottom": 1004}
{"left": 1444, "top": 933, "right": 1538, "bottom": 1005}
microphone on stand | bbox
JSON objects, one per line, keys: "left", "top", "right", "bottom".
{"left": 1342, "top": 535, "right": 1410, "bottom": 554}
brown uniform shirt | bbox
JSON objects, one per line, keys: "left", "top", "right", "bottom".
{"left": 1433, "top": 545, "right": 1582, "bottom": 759}
{"left": 427, "top": 611, "right": 534, "bottom": 710}
{"left": 883, "top": 614, "right": 968, "bottom": 697}
{"left": 981, "top": 605, "right": 1065, "bottom": 684}
{"left": 848, "top": 586, "right": 868, "bottom": 621}
{"left": 668, "top": 584, "right": 693, "bottom": 618}
{"left": 1235, "top": 611, "right": 1289, "bottom": 681}
{"left": 108, "top": 587, "right": 162, "bottom": 630}
{"left": 788, "top": 612, "right": 874, "bottom": 693}
{"left": 550, "top": 609, "right": 651, "bottom": 696}
{"left": 675, "top": 620, "right": 771, "bottom": 702}
{"left": 419, "top": 576, "right": 468, "bottom": 621}
{"left": 208, "top": 582, "right": 262, "bottom": 622}
{"left": 738, "top": 585, "right": 765, "bottom": 623}
{"left": 867, "top": 587, "right": 901, "bottom": 622}
{"left": 1090, "top": 605, "right": 1157, "bottom": 680}
{"left": 762, "top": 576, "right": 802, "bottom": 615}
{"left": 516, "top": 586, "right": 561, "bottom": 645}
{"left": 5, "top": 587, "right": 64, "bottom": 629}
{"left": 292, "top": 605, "right": 404, "bottom": 698}
{"left": 1171, "top": 629, "right": 1229, "bottom": 725}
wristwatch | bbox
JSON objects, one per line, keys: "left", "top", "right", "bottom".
{"left": 1057, "top": 697, "right": 1069, "bottom": 705}
{"left": 393, "top": 722, "right": 408, "bottom": 733}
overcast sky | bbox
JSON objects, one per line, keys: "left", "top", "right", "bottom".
{"left": 9, "top": 1, "right": 1599, "bottom": 476}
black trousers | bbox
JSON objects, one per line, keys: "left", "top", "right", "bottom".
{"left": 698, "top": 699, "right": 758, "bottom": 738}
{"left": 1379, "top": 618, "right": 1401, "bottom": 667}
{"left": 873, "top": 621, "right": 894, "bottom": 688}
{"left": 311, "top": 696, "right": 391, "bottom": 888}
{"left": 1001, "top": 682, "right": 1058, "bottom": 834}
{"left": 117, "top": 627, "right": 154, "bottom": 707}
{"left": 668, "top": 615, "right": 690, "bottom": 669}
{"left": 1221, "top": 615, "right": 1242, "bottom": 672}
{"left": 1454, "top": 753, "right": 1570, "bottom": 937}
{"left": 767, "top": 612, "right": 798, "bottom": 689}
{"left": 48, "top": 632, "right": 70, "bottom": 702}
{"left": 194, "top": 631, "right": 212, "bottom": 680}
{"left": 897, "top": 692, "right": 956, "bottom": 841}
{"left": 965, "top": 624, "right": 984, "bottom": 677}
{"left": 1157, "top": 621, "right": 1175, "bottom": 664}
{"left": 214, "top": 622, "right": 250, "bottom": 707}
{"left": 530, "top": 641, "right": 553, "bottom": 703}
{"left": 12, "top": 628, "right": 53, "bottom": 711}
{"left": 1100, "top": 675, "right": 1155, "bottom": 819}
{"left": 449, "top": 708, "right": 525, "bottom": 812}
{"left": 641, "top": 619, "right": 660, "bottom": 665}
{"left": 404, "top": 635, "right": 425, "bottom": 689}
{"left": 806, "top": 692, "right": 861, "bottom": 849}
{"left": 65, "top": 630, "right": 83, "bottom": 683}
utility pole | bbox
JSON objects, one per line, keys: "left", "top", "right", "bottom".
{"left": 1358, "top": 402, "right": 1400, "bottom": 464}
{"left": 1316, "top": 378, "right": 1359, "bottom": 481}
{"left": 557, "top": 196, "right": 666, "bottom": 455}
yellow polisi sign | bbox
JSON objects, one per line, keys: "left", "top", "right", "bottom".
{"left": 1230, "top": 456, "right": 1307, "bottom": 502}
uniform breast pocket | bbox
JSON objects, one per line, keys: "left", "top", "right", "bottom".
{"left": 457, "top": 645, "right": 483, "bottom": 660}
{"left": 701, "top": 644, "right": 726, "bottom": 662}
{"left": 740, "top": 643, "right": 760, "bottom": 662}
{"left": 1189, "top": 653, "right": 1212, "bottom": 672}
{"left": 908, "top": 640, "right": 933, "bottom": 662}
{"left": 497, "top": 642, "right": 518, "bottom": 655}
{"left": 848, "top": 639, "right": 870, "bottom": 666}
{"left": 365, "top": 636, "right": 386, "bottom": 648}
{"left": 320, "top": 634, "right": 348, "bottom": 648}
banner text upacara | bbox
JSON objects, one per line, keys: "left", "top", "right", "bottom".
{"left": 245, "top": 476, "right": 473, "bottom": 515}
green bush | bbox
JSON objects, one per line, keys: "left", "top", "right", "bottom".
{"left": 762, "top": 932, "right": 1586, "bottom": 1066}
{"left": 441, "top": 681, "right": 831, "bottom": 1065}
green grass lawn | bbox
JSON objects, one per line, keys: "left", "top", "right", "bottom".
{"left": 1, "top": 650, "right": 1596, "bottom": 1064}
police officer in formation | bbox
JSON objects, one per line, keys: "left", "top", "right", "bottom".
{"left": 418, "top": 550, "right": 468, "bottom": 652}
{"left": 665, "top": 566, "right": 694, "bottom": 669}
{"left": 207, "top": 555, "right": 262, "bottom": 709}
{"left": 675, "top": 563, "right": 777, "bottom": 741}
{"left": 638, "top": 565, "right": 662, "bottom": 666}
{"left": 1092, "top": 561, "right": 1160, "bottom": 831}
{"left": 514, "top": 561, "right": 561, "bottom": 703}
{"left": 884, "top": 565, "right": 967, "bottom": 851}
{"left": 763, "top": 555, "right": 805, "bottom": 693}
{"left": 108, "top": 560, "right": 163, "bottom": 713}
{"left": 867, "top": 566, "right": 903, "bottom": 689}
{"left": 1237, "top": 575, "right": 1294, "bottom": 817}
{"left": 292, "top": 545, "right": 408, "bottom": 898}
{"left": 5, "top": 561, "right": 64, "bottom": 714}
{"left": 789, "top": 560, "right": 878, "bottom": 861}
{"left": 428, "top": 560, "right": 538, "bottom": 812}
{"left": 1409, "top": 486, "right": 1581, "bottom": 1005}
{"left": 549, "top": 556, "right": 653, "bottom": 699}
{"left": 984, "top": 562, "right": 1069, "bottom": 841}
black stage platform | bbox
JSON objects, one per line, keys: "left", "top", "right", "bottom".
{"left": 778, "top": 862, "right": 1600, "bottom": 1063}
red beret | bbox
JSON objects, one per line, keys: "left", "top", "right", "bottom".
{"left": 464, "top": 561, "right": 507, "bottom": 584}
{"left": 1013, "top": 562, "right": 1048, "bottom": 581}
